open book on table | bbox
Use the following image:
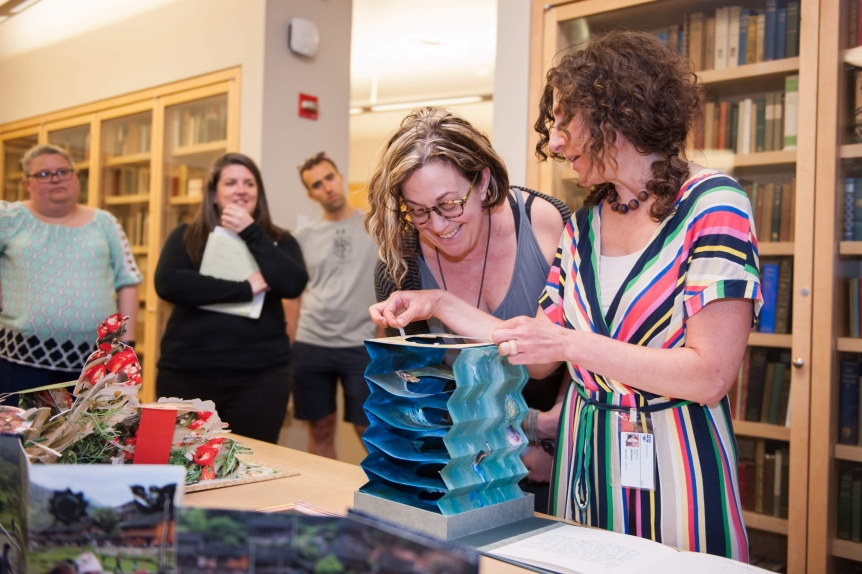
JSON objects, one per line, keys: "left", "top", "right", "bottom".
{"left": 487, "top": 523, "right": 767, "bottom": 574}
{"left": 198, "top": 226, "right": 264, "bottom": 319}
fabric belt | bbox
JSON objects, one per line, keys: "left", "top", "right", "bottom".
{"left": 571, "top": 384, "right": 691, "bottom": 512}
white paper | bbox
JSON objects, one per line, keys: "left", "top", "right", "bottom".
{"left": 620, "top": 432, "right": 655, "bottom": 490}
{"left": 199, "top": 226, "right": 264, "bottom": 319}
{"left": 648, "top": 551, "right": 769, "bottom": 574}
{"left": 490, "top": 524, "right": 676, "bottom": 574}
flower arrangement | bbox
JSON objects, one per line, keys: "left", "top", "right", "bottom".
{"left": 2, "top": 314, "right": 274, "bottom": 486}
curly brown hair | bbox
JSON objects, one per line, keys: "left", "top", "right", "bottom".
{"left": 535, "top": 30, "right": 703, "bottom": 220}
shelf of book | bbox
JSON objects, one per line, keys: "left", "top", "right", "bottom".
{"left": 838, "top": 338, "right": 862, "bottom": 353}
{"left": 698, "top": 57, "right": 800, "bottom": 86}
{"left": 748, "top": 332, "right": 793, "bottom": 348}
{"left": 734, "top": 420, "right": 792, "bottom": 442}
{"left": 7, "top": 171, "right": 23, "bottom": 180}
{"left": 832, "top": 539, "right": 862, "bottom": 562}
{"left": 75, "top": 161, "right": 89, "bottom": 171}
{"left": 168, "top": 195, "right": 203, "bottom": 206}
{"left": 759, "top": 242, "right": 795, "bottom": 256}
{"left": 835, "top": 445, "right": 862, "bottom": 464}
{"left": 742, "top": 510, "right": 789, "bottom": 535}
{"left": 104, "top": 152, "right": 152, "bottom": 168}
{"left": 171, "top": 139, "right": 227, "bottom": 158}
{"left": 130, "top": 246, "right": 148, "bottom": 256}
{"left": 840, "top": 242, "right": 862, "bottom": 256}
{"left": 704, "top": 149, "right": 798, "bottom": 168}
{"left": 103, "top": 194, "right": 150, "bottom": 206}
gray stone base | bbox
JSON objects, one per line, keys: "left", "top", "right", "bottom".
{"left": 353, "top": 491, "right": 535, "bottom": 541}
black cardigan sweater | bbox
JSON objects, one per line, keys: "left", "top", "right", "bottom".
{"left": 155, "top": 222, "right": 307, "bottom": 376}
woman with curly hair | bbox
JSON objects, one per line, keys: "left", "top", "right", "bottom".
{"left": 371, "top": 30, "right": 759, "bottom": 560}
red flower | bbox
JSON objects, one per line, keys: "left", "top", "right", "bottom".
{"left": 201, "top": 465, "right": 216, "bottom": 480}
{"left": 81, "top": 364, "right": 107, "bottom": 386}
{"left": 193, "top": 445, "right": 219, "bottom": 466}
{"left": 107, "top": 348, "right": 138, "bottom": 374}
{"left": 187, "top": 419, "right": 205, "bottom": 431}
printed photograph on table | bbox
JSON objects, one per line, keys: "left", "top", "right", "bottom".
{"left": 26, "top": 464, "right": 184, "bottom": 574}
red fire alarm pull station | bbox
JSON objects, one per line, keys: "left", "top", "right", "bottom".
{"left": 299, "top": 93, "right": 319, "bottom": 120}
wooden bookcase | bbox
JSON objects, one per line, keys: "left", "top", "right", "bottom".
{"left": 527, "top": 1, "right": 817, "bottom": 571}
{"left": 0, "top": 67, "right": 241, "bottom": 403}
{"left": 808, "top": 1, "right": 862, "bottom": 573}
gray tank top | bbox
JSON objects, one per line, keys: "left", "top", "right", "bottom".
{"left": 418, "top": 189, "right": 551, "bottom": 332}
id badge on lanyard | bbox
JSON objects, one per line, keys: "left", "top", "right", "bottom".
{"left": 619, "top": 407, "right": 655, "bottom": 490}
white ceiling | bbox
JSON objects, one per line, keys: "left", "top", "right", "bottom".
{"left": 350, "top": 0, "right": 497, "bottom": 107}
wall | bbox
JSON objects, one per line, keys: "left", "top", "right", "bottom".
{"left": 0, "top": 0, "right": 267, "bottom": 161}
{"left": 492, "top": 0, "right": 532, "bottom": 187}
{"left": 260, "top": 0, "right": 353, "bottom": 230}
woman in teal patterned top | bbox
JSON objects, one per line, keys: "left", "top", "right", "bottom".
{"left": 0, "top": 144, "right": 142, "bottom": 401}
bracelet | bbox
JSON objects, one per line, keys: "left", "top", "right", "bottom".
{"left": 522, "top": 408, "right": 540, "bottom": 444}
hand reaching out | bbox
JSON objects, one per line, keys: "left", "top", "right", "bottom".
{"left": 369, "top": 290, "right": 444, "bottom": 329}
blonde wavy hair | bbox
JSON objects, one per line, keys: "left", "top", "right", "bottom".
{"left": 364, "top": 107, "right": 510, "bottom": 287}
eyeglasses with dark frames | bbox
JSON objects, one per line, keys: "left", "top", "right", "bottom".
{"left": 26, "top": 168, "right": 75, "bottom": 183}
{"left": 402, "top": 173, "right": 479, "bottom": 226}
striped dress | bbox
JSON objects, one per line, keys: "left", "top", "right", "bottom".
{"left": 539, "top": 170, "right": 762, "bottom": 561}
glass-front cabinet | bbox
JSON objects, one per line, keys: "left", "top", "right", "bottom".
{"left": 530, "top": 2, "right": 816, "bottom": 572}
{"left": 1, "top": 132, "right": 38, "bottom": 202}
{"left": 46, "top": 120, "right": 92, "bottom": 205}
{"left": 0, "top": 68, "right": 240, "bottom": 403}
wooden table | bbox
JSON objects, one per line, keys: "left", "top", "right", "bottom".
{"left": 185, "top": 436, "right": 529, "bottom": 573}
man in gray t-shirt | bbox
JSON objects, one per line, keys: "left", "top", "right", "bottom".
{"left": 285, "top": 153, "right": 380, "bottom": 459}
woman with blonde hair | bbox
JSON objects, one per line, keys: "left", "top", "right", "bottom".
{"left": 365, "top": 107, "right": 570, "bottom": 510}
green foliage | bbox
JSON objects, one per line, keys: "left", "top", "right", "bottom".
{"left": 205, "top": 515, "right": 246, "bottom": 546}
{"left": 90, "top": 506, "right": 120, "bottom": 540}
{"left": 178, "top": 507, "right": 207, "bottom": 533}
{"left": 314, "top": 554, "right": 345, "bottom": 574}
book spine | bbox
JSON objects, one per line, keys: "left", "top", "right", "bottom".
{"left": 738, "top": 9, "right": 751, "bottom": 65}
{"left": 765, "top": 0, "right": 778, "bottom": 61}
{"left": 774, "top": 92, "right": 784, "bottom": 152}
{"left": 858, "top": 0, "right": 862, "bottom": 47}
{"left": 715, "top": 7, "right": 729, "bottom": 69}
{"left": 774, "top": 258, "right": 792, "bottom": 334}
{"left": 760, "top": 363, "right": 776, "bottom": 422}
{"left": 779, "top": 183, "right": 793, "bottom": 242}
{"left": 853, "top": 278, "right": 860, "bottom": 339}
{"left": 728, "top": 6, "right": 741, "bottom": 67}
{"left": 784, "top": 75, "right": 798, "bottom": 150}
{"left": 719, "top": 101, "right": 729, "bottom": 150}
{"left": 747, "top": 15, "right": 759, "bottom": 64}
{"left": 754, "top": 182, "right": 764, "bottom": 240}
{"left": 771, "top": 183, "right": 783, "bottom": 242}
{"left": 759, "top": 263, "right": 780, "bottom": 333}
{"left": 776, "top": 8, "right": 787, "bottom": 60}
{"left": 786, "top": 2, "right": 799, "bottom": 57}
{"left": 754, "top": 439, "right": 766, "bottom": 513}
{"left": 756, "top": 98, "right": 767, "bottom": 152}
{"left": 742, "top": 98, "right": 753, "bottom": 154}
{"left": 736, "top": 100, "right": 746, "bottom": 153}
{"left": 839, "top": 469, "right": 853, "bottom": 539}
{"left": 855, "top": 176, "right": 862, "bottom": 241}
{"left": 846, "top": 178, "right": 857, "bottom": 241}
{"left": 704, "top": 100, "right": 716, "bottom": 150}
{"left": 756, "top": 14, "right": 766, "bottom": 63}
{"left": 768, "top": 361, "right": 786, "bottom": 424}
{"left": 840, "top": 361, "right": 862, "bottom": 445}
{"left": 690, "top": 13, "right": 705, "bottom": 71}
{"left": 761, "top": 183, "right": 775, "bottom": 244}
{"left": 739, "top": 460, "right": 756, "bottom": 510}
{"left": 668, "top": 25, "right": 680, "bottom": 55}
{"left": 853, "top": 471, "right": 862, "bottom": 542}
{"left": 776, "top": 368, "right": 791, "bottom": 429}
{"left": 706, "top": 17, "right": 716, "bottom": 70}
{"left": 763, "top": 453, "right": 776, "bottom": 515}
{"left": 729, "top": 103, "right": 739, "bottom": 152}
{"left": 856, "top": 71, "right": 862, "bottom": 145}
{"left": 765, "top": 92, "right": 776, "bottom": 152}
{"left": 745, "top": 348, "right": 769, "bottom": 421}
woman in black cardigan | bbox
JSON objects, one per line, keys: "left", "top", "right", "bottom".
{"left": 155, "top": 153, "right": 308, "bottom": 443}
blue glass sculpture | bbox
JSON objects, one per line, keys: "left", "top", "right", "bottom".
{"left": 360, "top": 335, "right": 530, "bottom": 516}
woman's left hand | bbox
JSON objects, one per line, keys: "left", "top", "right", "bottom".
{"left": 220, "top": 203, "right": 255, "bottom": 233}
{"left": 491, "top": 315, "right": 570, "bottom": 366}
{"left": 521, "top": 444, "right": 553, "bottom": 483}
